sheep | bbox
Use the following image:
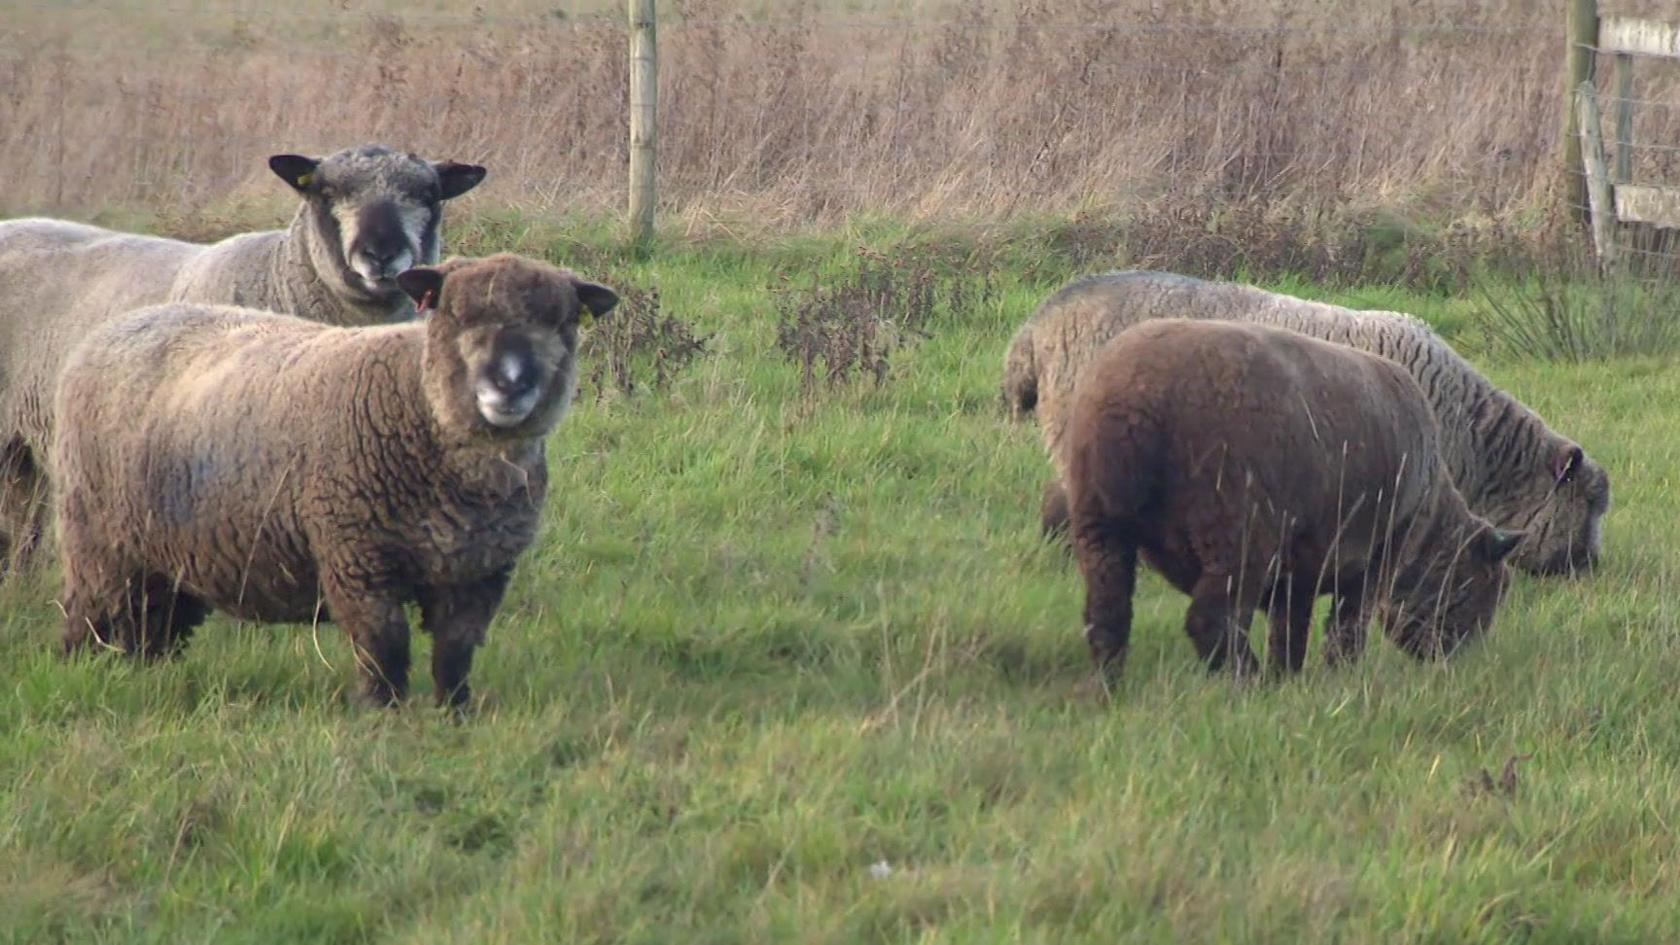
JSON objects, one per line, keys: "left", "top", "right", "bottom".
{"left": 51, "top": 253, "right": 617, "bottom": 708}
{"left": 1064, "top": 319, "right": 1521, "bottom": 684}
{"left": 0, "top": 144, "right": 485, "bottom": 575}
{"left": 1004, "top": 270, "right": 1610, "bottom": 576}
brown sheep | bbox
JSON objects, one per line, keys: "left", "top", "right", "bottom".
{"left": 1064, "top": 319, "right": 1520, "bottom": 683}
{"left": 51, "top": 254, "right": 617, "bottom": 708}
{"left": 1007, "top": 271, "right": 1610, "bottom": 576}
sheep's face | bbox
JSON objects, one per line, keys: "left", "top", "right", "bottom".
{"left": 269, "top": 146, "right": 486, "bottom": 304}
{"left": 458, "top": 321, "right": 571, "bottom": 431}
{"left": 1385, "top": 524, "right": 1519, "bottom": 660}
{"left": 398, "top": 255, "right": 618, "bottom": 439}
{"left": 1504, "top": 445, "right": 1611, "bottom": 576}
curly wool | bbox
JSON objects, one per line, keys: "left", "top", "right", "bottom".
{"left": 50, "top": 254, "right": 613, "bottom": 707}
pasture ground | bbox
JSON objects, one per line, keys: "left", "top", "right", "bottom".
{"left": 1, "top": 214, "right": 1676, "bottom": 944}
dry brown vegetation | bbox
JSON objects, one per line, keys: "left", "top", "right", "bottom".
{"left": 583, "top": 284, "right": 709, "bottom": 398}
{"left": 2, "top": 0, "right": 1679, "bottom": 231}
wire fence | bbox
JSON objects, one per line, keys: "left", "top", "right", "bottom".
{"left": 1, "top": 2, "right": 1562, "bottom": 32}
{"left": 0, "top": 0, "right": 1637, "bottom": 239}
{"left": 1562, "top": 36, "right": 1680, "bottom": 279}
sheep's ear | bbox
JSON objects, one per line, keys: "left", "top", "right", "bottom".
{"left": 572, "top": 279, "right": 619, "bottom": 324}
{"left": 396, "top": 267, "right": 446, "bottom": 309}
{"left": 1478, "top": 527, "right": 1523, "bottom": 563}
{"left": 269, "top": 154, "right": 322, "bottom": 192}
{"left": 434, "top": 161, "right": 487, "bottom": 200}
{"left": 1554, "top": 445, "right": 1584, "bottom": 485}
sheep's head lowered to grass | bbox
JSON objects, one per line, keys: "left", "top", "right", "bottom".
{"left": 1384, "top": 522, "right": 1521, "bottom": 661}
{"left": 269, "top": 145, "right": 486, "bottom": 304}
{"left": 397, "top": 254, "right": 619, "bottom": 439}
{"left": 1007, "top": 271, "right": 1614, "bottom": 579}
{"left": 1482, "top": 443, "right": 1610, "bottom": 576}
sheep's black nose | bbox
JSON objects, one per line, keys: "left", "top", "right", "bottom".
{"left": 490, "top": 355, "right": 537, "bottom": 398}
{"left": 364, "top": 244, "right": 404, "bottom": 270}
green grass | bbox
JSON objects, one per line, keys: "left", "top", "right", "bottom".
{"left": 2, "top": 217, "right": 1676, "bottom": 944}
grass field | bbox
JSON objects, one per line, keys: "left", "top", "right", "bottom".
{"left": 0, "top": 214, "right": 1674, "bottom": 943}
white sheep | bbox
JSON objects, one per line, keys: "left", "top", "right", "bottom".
{"left": 0, "top": 145, "right": 486, "bottom": 574}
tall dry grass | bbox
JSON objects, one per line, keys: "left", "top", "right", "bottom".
{"left": 0, "top": 0, "right": 1673, "bottom": 228}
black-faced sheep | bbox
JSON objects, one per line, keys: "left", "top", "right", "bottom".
{"left": 51, "top": 254, "right": 616, "bottom": 708}
{"left": 1064, "top": 319, "right": 1519, "bottom": 682}
{"left": 0, "top": 145, "right": 485, "bottom": 575}
{"left": 1006, "top": 271, "right": 1610, "bottom": 576}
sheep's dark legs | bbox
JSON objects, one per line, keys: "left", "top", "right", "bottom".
{"left": 133, "top": 576, "right": 209, "bottom": 659}
{"left": 1266, "top": 577, "right": 1316, "bottom": 675}
{"left": 1323, "top": 582, "right": 1373, "bottom": 668}
{"left": 1184, "top": 574, "right": 1261, "bottom": 678}
{"left": 325, "top": 583, "right": 411, "bottom": 706}
{"left": 431, "top": 642, "right": 477, "bottom": 710}
{"left": 62, "top": 581, "right": 207, "bottom": 659}
{"left": 418, "top": 571, "right": 510, "bottom": 710}
{"left": 1073, "top": 516, "right": 1137, "bottom": 684}
{"left": 55, "top": 484, "right": 200, "bottom": 662}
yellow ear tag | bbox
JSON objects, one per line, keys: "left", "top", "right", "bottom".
{"left": 297, "top": 172, "right": 314, "bottom": 187}
{"left": 579, "top": 310, "right": 595, "bottom": 328}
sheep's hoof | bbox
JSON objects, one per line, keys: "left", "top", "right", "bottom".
{"left": 357, "top": 685, "right": 405, "bottom": 710}
{"left": 435, "top": 687, "right": 474, "bottom": 715}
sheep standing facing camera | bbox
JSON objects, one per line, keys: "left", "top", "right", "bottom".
{"left": 51, "top": 254, "right": 616, "bottom": 708}
{"left": 0, "top": 145, "right": 486, "bottom": 575}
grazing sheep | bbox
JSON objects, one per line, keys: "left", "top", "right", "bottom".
{"left": 0, "top": 145, "right": 485, "bottom": 575}
{"left": 51, "top": 254, "right": 616, "bottom": 708}
{"left": 1005, "top": 271, "right": 1609, "bottom": 576}
{"left": 1064, "top": 319, "right": 1520, "bottom": 682}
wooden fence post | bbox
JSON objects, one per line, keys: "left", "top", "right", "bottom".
{"left": 628, "top": 0, "right": 657, "bottom": 246}
{"left": 1614, "top": 53, "right": 1634, "bottom": 184}
{"left": 1563, "top": 0, "right": 1599, "bottom": 222}
{"left": 1576, "top": 82, "right": 1617, "bottom": 269}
